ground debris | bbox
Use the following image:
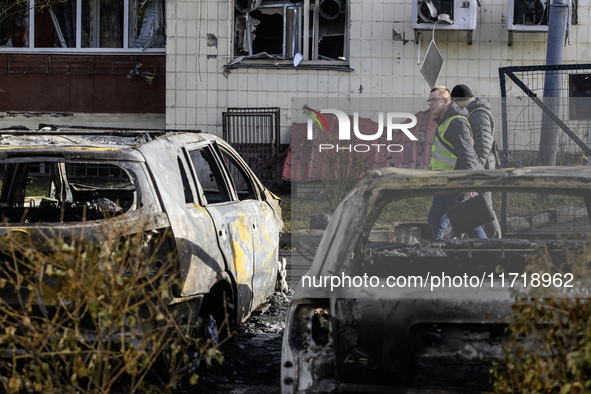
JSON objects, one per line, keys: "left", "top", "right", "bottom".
{"left": 177, "top": 289, "right": 293, "bottom": 393}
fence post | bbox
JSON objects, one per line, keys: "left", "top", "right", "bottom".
{"left": 539, "top": 0, "right": 570, "bottom": 166}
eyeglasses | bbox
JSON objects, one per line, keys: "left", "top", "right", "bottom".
{"left": 426, "top": 97, "right": 445, "bottom": 104}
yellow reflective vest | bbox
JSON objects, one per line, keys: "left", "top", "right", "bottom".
{"left": 429, "top": 115, "right": 469, "bottom": 171}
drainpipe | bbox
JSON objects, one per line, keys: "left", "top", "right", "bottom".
{"left": 538, "top": 0, "right": 570, "bottom": 166}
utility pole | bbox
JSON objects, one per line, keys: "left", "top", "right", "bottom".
{"left": 538, "top": 0, "right": 570, "bottom": 166}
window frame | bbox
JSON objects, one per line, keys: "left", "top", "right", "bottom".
{"left": 229, "top": 0, "right": 350, "bottom": 69}
{"left": 183, "top": 143, "right": 237, "bottom": 206}
{"left": 177, "top": 155, "right": 196, "bottom": 205}
{"left": 0, "top": 0, "right": 165, "bottom": 54}
{"left": 218, "top": 145, "right": 261, "bottom": 202}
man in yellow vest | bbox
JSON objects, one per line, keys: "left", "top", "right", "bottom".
{"left": 426, "top": 86, "right": 487, "bottom": 239}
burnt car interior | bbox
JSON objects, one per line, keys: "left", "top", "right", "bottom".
{"left": 352, "top": 190, "right": 591, "bottom": 280}
{"left": 0, "top": 161, "right": 135, "bottom": 223}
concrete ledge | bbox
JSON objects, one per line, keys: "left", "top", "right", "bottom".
{"left": 506, "top": 217, "right": 530, "bottom": 233}
{"left": 530, "top": 213, "right": 552, "bottom": 228}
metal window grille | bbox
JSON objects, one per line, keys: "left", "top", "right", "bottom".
{"left": 222, "top": 107, "right": 280, "bottom": 181}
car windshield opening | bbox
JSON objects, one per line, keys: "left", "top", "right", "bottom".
{"left": 347, "top": 190, "right": 591, "bottom": 283}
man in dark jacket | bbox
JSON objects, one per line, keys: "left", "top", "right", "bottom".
{"left": 451, "top": 84, "right": 497, "bottom": 169}
{"left": 451, "top": 84, "right": 502, "bottom": 238}
{"left": 427, "top": 86, "right": 486, "bottom": 239}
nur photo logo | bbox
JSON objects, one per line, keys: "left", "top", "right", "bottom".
{"left": 303, "top": 106, "right": 418, "bottom": 153}
{"left": 303, "top": 105, "right": 329, "bottom": 132}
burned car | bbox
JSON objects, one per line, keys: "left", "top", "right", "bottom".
{"left": 0, "top": 128, "right": 283, "bottom": 336}
{"left": 282, "top": 166, "right": 591, "bottom": 393}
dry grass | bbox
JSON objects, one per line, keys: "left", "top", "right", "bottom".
{"left": 0, "top": 224, "right": 224, "bottom": 393}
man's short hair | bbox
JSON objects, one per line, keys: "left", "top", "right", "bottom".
{"left": 430, "top": 86, "right": 451, "bottom": 98}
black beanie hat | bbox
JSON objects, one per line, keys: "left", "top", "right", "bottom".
{"left": 451, "top": 84, "right": 474, "bottom": 101}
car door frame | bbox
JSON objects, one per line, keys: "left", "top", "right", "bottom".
{"left": 216, "top": 143, "right": 281, "bottom": 310}
{"left": 182, "top": 141, "right": 258, "bottom": 323}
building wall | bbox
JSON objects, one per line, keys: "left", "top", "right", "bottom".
{"left": 166, "top": 0, "right": 590, "bottom": 143}
{"left": 0, "top": 55, "right": 165, "bottom": 114}
{"left": 0, "top": 54, "right": 166, "bottom": 130}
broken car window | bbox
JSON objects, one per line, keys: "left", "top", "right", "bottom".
{"left": 0, "top": 162, "right": 135, "bottom": 223}
{"left": 219, "top": 147, "right": 258, "bottom": 201}
{"left": 349, "top": 191, "right": 591, "bottom": 279}
{"left": 177, "top": 157, "right": 195, "bottom": 204}
{"left": 187, "top": 148, "right": 232, "bottom": 205}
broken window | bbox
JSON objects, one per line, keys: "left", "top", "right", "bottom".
{"left": 187, "top": 147, "right": 232, "bottom": 205}
{"left": 0, "top": 0, "right": 165, "bottom": 51}
{"left": 219, "top": 147, "right": 258, "bottom": 201}
{"left": 232, "top": 0, "right": 349, "bottom": 66}
{"left": 0, "top": 161, "right": 135, "bottom": 223}
{"left": 569, "top": 74, "right": 591, "bottom": 121}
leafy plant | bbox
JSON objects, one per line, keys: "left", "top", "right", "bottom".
{"left": 0, "top": 224, "right": 224, "bottom": 393}
{"left": 493, "top": 238, "right": 591, "bottom": 393}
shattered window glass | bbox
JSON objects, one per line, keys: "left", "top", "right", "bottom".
{"left": 0, "top": 0, "right": 29, "bottom": 48}
{"left": 0, "top": 0, "right": 165, "bottom": 50}
{"left": 232, "top": 0, "right": 348, "bottom": 65}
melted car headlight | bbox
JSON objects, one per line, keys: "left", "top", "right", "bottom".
{"left": 289, "top": 303, "right": 332, "bottom": 349}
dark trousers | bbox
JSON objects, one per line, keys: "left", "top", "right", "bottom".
{"left": 428, "top": 193, "right": 487, "bottom": 240}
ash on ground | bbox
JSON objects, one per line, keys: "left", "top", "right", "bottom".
{"left": 178, "top": 289, "right": 293, "bottom": 393}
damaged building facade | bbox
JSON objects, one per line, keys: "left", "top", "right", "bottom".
{"left": 164, "top": 0, "right": 590, "bottom": 148}
{"left": 0, "top": 0, "right": 589, "bottom": 149}
{"left": 0, "top": 0, "right": 166, "bottom": 129}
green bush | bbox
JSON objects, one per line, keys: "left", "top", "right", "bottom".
{"left": 493, "top": 239, "right": 591, "bottom": 393}
{"left": 0, "top": 224, "right": 224, "bottom": 393}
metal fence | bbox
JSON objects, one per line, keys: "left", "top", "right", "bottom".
{"left": 498, "top": 64, "right": 591, "bottom": 235}
{"left": 222, "top": 107, "right": 281, "bottom": 183}
{"left": 499, "top": 64, "right": 591, "bottom": 167}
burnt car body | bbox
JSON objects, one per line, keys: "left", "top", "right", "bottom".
{"left": 0, "top": 128, "right": 283, "bottom": 333}
{"left": 282, "top": 166, "right": 591, "bottom": 393}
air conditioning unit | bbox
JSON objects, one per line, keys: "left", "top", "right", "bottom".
{"left": 506, "top": 0, "right": 574, "bottom": 45}
{"left": 412, "top": 0, "right": 478, "bottom": 43}
{"left": 507, "top": 0, "right": 550, "bottom": 32}
{"left": 412, "top": 0, "right": 478, "bottom": 31}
